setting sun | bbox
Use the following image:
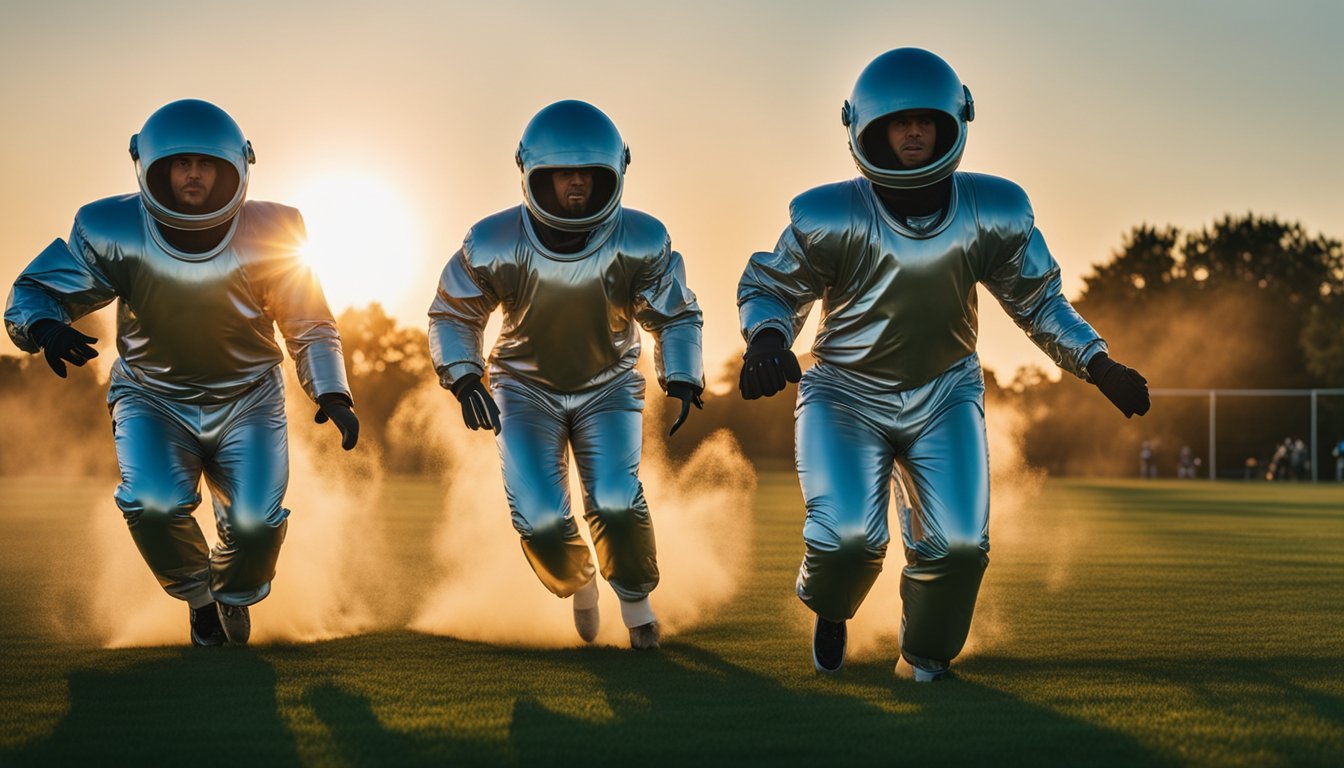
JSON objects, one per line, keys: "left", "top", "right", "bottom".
{"left": 293, "top": 174, "right": 423, "bottom": 312}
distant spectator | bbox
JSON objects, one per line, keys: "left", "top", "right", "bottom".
{"left": 1333, "top": 437, "right": 1344, "bottom": 482}
{"left": 1140, "top": 440, "right": 1156, "bottom": 479}
{"left": 1290, "top": 438, "right": 1308, "bottom": 481}
{"left": 1267, "top": 438, "right": 1291, "bottom": 481}
{"left": 1244, "top": 457, "right": 1259, "bottom": 480}
{"left": 1177, "top": 445, "right": 1198, "bottom": 479}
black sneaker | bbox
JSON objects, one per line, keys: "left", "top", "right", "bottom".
{"left": 190, "top": 603, "right": 226, "bottom": 647}
{"left": 217, "top": 603, "right": 251, "bottom": 645}
{"left": 812, "top": 617, "right": 846, "bottom": 673}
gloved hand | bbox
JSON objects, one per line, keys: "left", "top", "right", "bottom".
{"left": 738, "top": 329, "right": 801, "bottom": 400}
{"left": 32, "top": 319, "right": 98, "bottom": 378}
{"left": 1087, "top": 352, "right": 1150, "bottom": 418}
{"left": 666, "top": 381, "right": 704, "bottom": 437}
{"left": 314, "top": 393, "right": 360, "bottom": 450}
{"left": 451, "top": 373, "right": 502, "bottom": 434}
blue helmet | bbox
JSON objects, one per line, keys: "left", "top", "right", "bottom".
{"left": 130, "top": 99, "right": 255, "bottom": 231}
{"left": 842, "top": 48, "right": 974, "bottom": 189}
{"left": 516, "top": 100, "right": 630, "bottom": 233}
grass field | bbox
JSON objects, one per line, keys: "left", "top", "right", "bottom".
{"left": 1, "top": 473, "right": 1342, "bottom": 766}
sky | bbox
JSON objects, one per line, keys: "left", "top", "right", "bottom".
{"left": 1, "top": 0, "right": 1340, "bottom": 386}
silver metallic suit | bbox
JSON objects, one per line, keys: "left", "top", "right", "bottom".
{"left": 5, "top": 100, "right": 349, "bottom": 608}
{"left": 429, "top": 101, "right": 703, "bottom": 607}
{"left": 739, "top": 49, "right": 1106, "bottom": 666}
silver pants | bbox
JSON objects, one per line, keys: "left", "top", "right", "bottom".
{"left": 110, "top": 368, "right": 289, "bottom": 608}
{"left": 493, "top": 369, "right": 658, "bottom": 602}
{"left": 795, "top": 355, "right": 989, "bottom": 664}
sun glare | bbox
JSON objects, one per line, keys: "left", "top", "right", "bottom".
{"left": 293, "top": 174, "right": 424, "bottom": 313}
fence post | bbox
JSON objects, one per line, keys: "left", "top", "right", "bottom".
{"left": 1209, "top": 391, "right": 1217, "bottom": 480}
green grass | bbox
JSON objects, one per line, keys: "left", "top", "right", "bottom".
{"left": 1, "top": 475, "right": 1342, "bottom": 766}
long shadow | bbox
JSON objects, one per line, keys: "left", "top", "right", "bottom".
{"left": 502, "top": 642, "right": 1171, "bottom": 767}
{"left": 7, "top": 632, "right": 1342, "bottom": 767}
{"left": 3, "top": 647, "right": 299, "bottom": 767}
{"left": 302, "top": 680, "right": 422, "bottom": 765}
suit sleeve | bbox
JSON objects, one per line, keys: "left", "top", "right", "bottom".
{"left": 737, "top": 221, "right": 829, "bottom": 347}
{"left": 428, "top": 249, "right": 500, "bottom": 390}
{"left": 4, "top": 218, "right": 119, "bottom": 352}
{"left": 256, "top": 211, "right": 351, "bottom": 402}
{"left": 979, "top": 202, "right": 1106, "bottom": 381}
{"left": 632, "top": 246, "right": 703, "bottom": 391}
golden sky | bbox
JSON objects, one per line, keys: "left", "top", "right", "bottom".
{"left": 2, "top": 0, "right": 1341, "bottom": 385}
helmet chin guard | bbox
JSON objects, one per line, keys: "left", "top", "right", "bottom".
{"left": 516, "top": 100, "right": 629, "bottom": 233}
{"left": 843, "top": 48, "right": 974, "bottom": 190}
{"left": 130, "top": 99, "right": 254, "bottom": 231}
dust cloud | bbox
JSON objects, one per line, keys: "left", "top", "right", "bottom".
{"left": 406, "top": 371, "right": 756, "bottom": 648}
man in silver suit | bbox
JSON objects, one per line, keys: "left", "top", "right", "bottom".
{"left": 737, "top": 49, "right": 1149, "bottom": 680}
{"left": 429, "top": 100, "right": 704, "bottom": 650}
{"left": 5, "top": 100, "right": 359, "bottom": 646}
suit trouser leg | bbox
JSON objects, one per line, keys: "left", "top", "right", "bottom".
{"left": 204, "top": 383, "right": 290, "bottom": 607}
{"left": 111, "top": 394, "right": 213, "bottom": 608}
{"left": 494, "top": 378, "right": 595, "bottom": 598}
{"left": 571, "top": 371, "right": 658, "bottom": 603}
{"left": 897, "top": 393, "right": 990, "bottom": 665}
{"left": 794, "top": 376, "right": 894, "bottom": 622}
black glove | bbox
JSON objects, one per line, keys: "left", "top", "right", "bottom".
{"left": 738, "top": 329, "right": 801, "bottom": 400}
{"left": 1087, "top": 353, "right": 1150, "bottom": 419}
{"left": 32, "top": 319, "right": 98, "bottom": 379}
{"left": 314, "top": 393, "right": 360, "bottom": 450}
{"left": 666, "top": 381, "right": 704, "bottom": 437}
{"left": 451, "top": 373, "right": 502, "bottom": 434}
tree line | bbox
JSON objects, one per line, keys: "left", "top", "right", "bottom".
{"left": 2, "top": 212, "right": 1340, "bottom": 478}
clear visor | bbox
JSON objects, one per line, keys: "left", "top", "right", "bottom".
{"left": 145, "top": 155, "right": 241, "bottom": 217}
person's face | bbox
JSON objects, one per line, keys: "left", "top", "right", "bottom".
{"left": 886, "top": 110, "right": 938, "bottom": 169}
{"left": 550, "top": 169, "right": 593, "bottom": 216}
{"left": 168, "top": 154, "right": 219, "bottom": 212}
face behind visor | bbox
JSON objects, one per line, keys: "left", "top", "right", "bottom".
{"left": 841, "top": 48, "right": 975, "bottom": 190}
{"left": 130, "top": 99, "right": 255, "bottom": 231}
{"left": 516, "top": 100, "right": 630, "bottom": 233}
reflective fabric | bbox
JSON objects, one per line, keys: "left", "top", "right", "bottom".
{"left": 111, "top": 368, "right": 289, "bottom": 607}
{"left": 5, "top": 195, "right": 350, "bottom": 404}
{"left": 739, "top": 173, "right": 1107, "bottom": 390}
{"left": 796, "top": 356, "right": 988, "bottom": 663}
{"left": 429, "top": 205, "right": 703, "bottom": 394}
{"left": 493, "top": 369, "right": 658, "bottom": 602}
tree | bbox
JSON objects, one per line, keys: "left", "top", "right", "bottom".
{"left": 333, "top": 303, "right": 431, "bottom": 449}
{"left": 1020, "top": 212, "right": 1344, "bottom": 476}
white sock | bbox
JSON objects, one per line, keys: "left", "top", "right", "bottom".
{"left": 618, "top": 596, "right": 656, "bottom": 628}
{"left": 573, "top": 578, "right": 599, "bottom": 610}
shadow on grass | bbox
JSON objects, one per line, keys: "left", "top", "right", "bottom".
{"left": 24, "top": 633, "right": 1340, "bottom": 767}
{"left": 501, "top": 642, "right": 1171, "bottom": 767}
{"left": 1, "top": 647, "right": 299, "bottom": 767}
{"left": 2, "top": 633, "right": 1174, "bottom": 767}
